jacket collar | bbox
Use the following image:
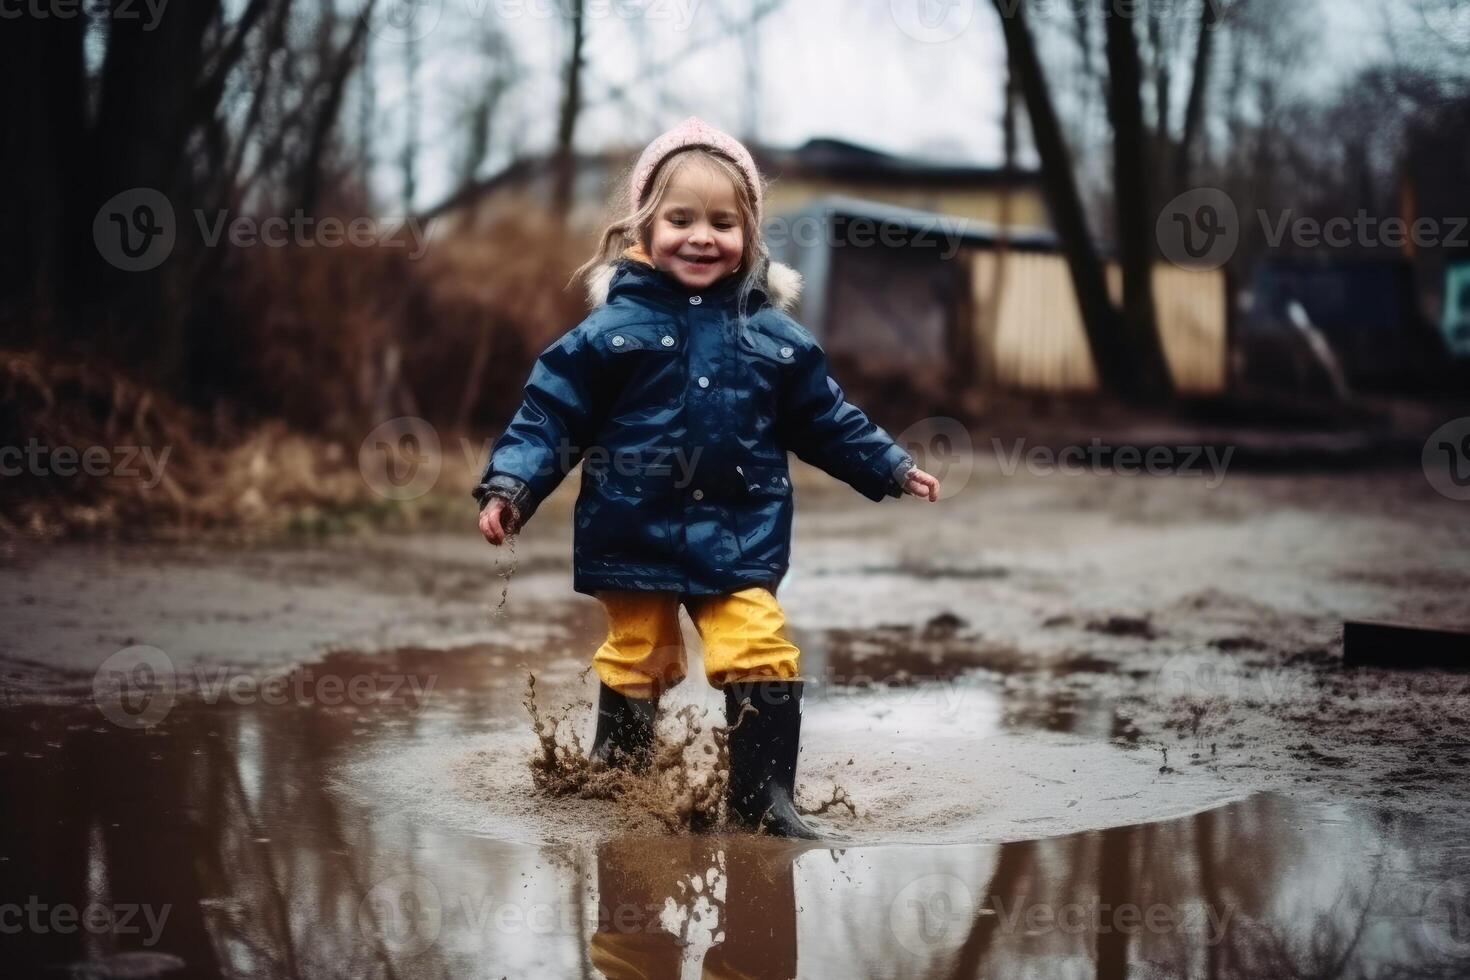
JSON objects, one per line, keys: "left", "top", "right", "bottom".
{"left": 585, "top": 250, "right": 803, "bottom": 313}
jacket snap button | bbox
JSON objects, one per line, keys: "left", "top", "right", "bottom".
{"left": 661, "top": 335, "right": 675, "bottom": 347}
{"left": 779, "top": 346, "right": 794, "bottom": 358}
{"left": 611, "top": 335, "right": 625, "bottom": 347}
{"left": 690, "top": 295, "right": 702, "bottom": 305}
{"left": 692, "top": 489, "right": 704, "bottom": 500}
{"left": 697, "top": 376, "right": 710, "bottom": 388}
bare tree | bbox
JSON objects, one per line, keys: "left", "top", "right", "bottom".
{"left": 1103, "top": 0, "right": 1172, "bottom": 401}
{"left": 990, "top": 0, "right": 1153, "bottom": 399}
{"left": 551, "top": 0, "right": 588, "bottom": 219}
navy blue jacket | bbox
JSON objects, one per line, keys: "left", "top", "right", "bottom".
{"left": 473, "top": 258, "right": 913, "bottom": 596}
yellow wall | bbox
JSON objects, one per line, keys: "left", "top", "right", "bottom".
{"left": 765, "top": 179, "right": 1051, "bottom": 230}
{"left": 972, "top": 252, "right": 1227, "bottom": 394}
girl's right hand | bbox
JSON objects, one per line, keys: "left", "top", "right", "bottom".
{"left": 479, "top": 497, "right": 519, "bottom": 546}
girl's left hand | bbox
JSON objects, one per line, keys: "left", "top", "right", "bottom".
{"left": 903, "top": 466, "right": 941, "bottom": 502}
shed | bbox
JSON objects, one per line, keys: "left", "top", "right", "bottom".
{"left": 769, "top": 196, "right": 1229, "bottom": 397}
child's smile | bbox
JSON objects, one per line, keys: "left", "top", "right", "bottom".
{"left": 647, "top": 160, "right": 745, "bottom": 291}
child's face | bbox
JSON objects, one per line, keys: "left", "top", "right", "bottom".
{"left": 646, "top": 160, "right": 745, "bottom": 291}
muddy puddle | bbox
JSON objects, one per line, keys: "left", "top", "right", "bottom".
{"left": 5, "top": 640, "right": 1470, "bottom": 979}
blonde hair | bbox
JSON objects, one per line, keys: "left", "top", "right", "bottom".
{"left": 574, "top": 147, "right": 772, "bottom": 319}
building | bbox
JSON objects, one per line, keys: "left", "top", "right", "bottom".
{"left": 771, "top": 196, "right": 1229, "bottom": 398}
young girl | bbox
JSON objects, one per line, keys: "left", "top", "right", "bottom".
{"left": 475, "top": 117, "right": 941, "bottom": 838}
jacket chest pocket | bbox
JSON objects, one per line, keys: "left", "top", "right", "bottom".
{"left": 736, "top": 326, "right": 795, "bottom": 399}
{"left": 602, "top": 323, "right": 683, "bottom": 418}
{"left": 603, "top": 323, "right": 682, "bottom": 354}
{"left": 738, "top": 326, "right": 796, "bottom": 366}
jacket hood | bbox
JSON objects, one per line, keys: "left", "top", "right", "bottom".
{"left": 585, "top": 256, "right": 804, "bottom": 312}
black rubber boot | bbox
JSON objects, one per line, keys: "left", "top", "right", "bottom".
{"left": 723, "top": 680, "right": 820, "bottom": 839}
{"left": 589, "top": 682, "right": 658, "bottom": 773}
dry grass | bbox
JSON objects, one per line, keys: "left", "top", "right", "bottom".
{"left": 1, "top": 205, "right": 597, "bottom": 539}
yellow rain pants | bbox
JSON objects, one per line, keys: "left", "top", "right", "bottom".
{"left": 592, "top": 587, "right": 800, "bottom": 697}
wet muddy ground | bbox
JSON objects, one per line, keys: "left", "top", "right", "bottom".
{"left": 3, "top": 456, "right": 1470, "bottom": 977}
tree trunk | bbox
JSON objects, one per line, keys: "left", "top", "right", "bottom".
{"left": 990, "top": 0, "right": 1137, "bottom": 397}
{"left": 551, "top": 0, "right": 586, "bottom": 219}
{"left": 1176, "top": 0, "right": 1222, "bottom": 188}
{"left": 1104, "top": 0, "right": 1174, "bottom": 401}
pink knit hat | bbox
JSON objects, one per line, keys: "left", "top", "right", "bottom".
{"left": 628, "top": 116, "right": 764, "bottom": 225}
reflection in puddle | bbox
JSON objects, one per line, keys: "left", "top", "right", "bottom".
{"left": 3, "top": 646, "right": 1469, "bottom": 978}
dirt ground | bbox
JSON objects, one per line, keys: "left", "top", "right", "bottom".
{"left": 4, "top": 451, "right": 1470, "bottom": 976}
{"left": 5, "top": 453, "right": 1468, "bottom": 825}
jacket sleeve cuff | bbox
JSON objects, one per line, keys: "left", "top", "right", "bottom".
{"left": 472, "top": 474, "right": 533, "bottom": 521}
{"left": 881, "top": 445, "right": 915, "bottom": 499}
{"left": 889, "top": 452, "right": 916, "bottom": 498}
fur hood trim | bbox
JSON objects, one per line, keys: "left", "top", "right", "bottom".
{"left": 586, "top": 258, "right": 803, "bottom": 312}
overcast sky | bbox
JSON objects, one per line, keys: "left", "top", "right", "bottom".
{"left": 361, "top": 0, "right": 1460, "bottom": 212}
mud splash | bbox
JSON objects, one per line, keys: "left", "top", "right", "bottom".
{"left": 517, "top": 673, "right": 854, "bottom": 834}
{"left": 343, "top": 655, "right": 1249, "bottom": 848}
